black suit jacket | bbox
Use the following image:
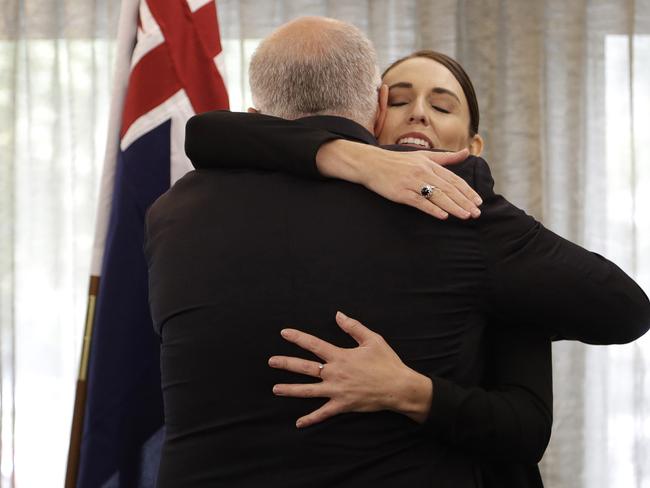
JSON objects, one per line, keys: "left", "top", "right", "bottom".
{"left": 144, "top": 113, "right": 649, "bottom": 487}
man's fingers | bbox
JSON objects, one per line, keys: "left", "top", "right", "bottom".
{"left": 268, "top": 355, "right": 323, "bottom": 378}
{"left": 335, "top": 311, "right": 375, "bottom": 345}
{"left": 295, "top": 401, "right": 342, "bottom": 429}
{"left": 280, "top": 328, "right": 338, "bottom": 361}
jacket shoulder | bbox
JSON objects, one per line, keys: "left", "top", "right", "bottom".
{"left": 445, "top": 155, "right": 497, "bottom": 201}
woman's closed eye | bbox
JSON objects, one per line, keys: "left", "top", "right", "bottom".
{"left": 432, "top": 105, "right": 450, "bottom": 114}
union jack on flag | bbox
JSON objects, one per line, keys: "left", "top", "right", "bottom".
{"left": 72, "top": 0, "right": 229, "bottom": 486}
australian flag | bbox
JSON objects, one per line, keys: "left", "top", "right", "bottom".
{"left": 74, "top": 1, "right": 228, "bottom": 486}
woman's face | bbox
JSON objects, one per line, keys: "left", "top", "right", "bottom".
{"left": 378, "top": 57, "right": 481, "bottom": 154}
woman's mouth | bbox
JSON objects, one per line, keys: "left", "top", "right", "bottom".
{"left": 395, "top": 133, "right": 434, "bottom": 149}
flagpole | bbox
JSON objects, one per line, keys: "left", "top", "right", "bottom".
{"left": 64, "top": 1, "right": 141, "bottom": 485}
{"left": 65, "top": 276, "right": 100, "bottom": 488}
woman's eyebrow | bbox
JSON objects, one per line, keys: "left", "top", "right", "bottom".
{"left": 431, "top": 87, "right": 460, "bottom": 103}
{"left": 388, "top": 82, "right": 412, "bottom": 90}
{"left": 388, "top": 83, "right": 460, "bottom": 104}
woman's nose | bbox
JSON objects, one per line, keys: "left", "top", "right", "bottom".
{"left": 408, "top": 113, "right": 428, "bottom": 124}
{"left": 408, "top": 101, "right": 429, "bottom": 125}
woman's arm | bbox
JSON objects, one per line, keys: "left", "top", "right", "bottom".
{"left": 185, "top": 111, "right": 334, "bottom": 178}
{"left": 185, "top": 110, "right": 482, "bottom": 220}
{"left": 423, "top": 327, "right": 552, "bottom": 463}
{"left": 271, "top": 312, "right": 552, "bottom": 464}
{"left": 470, "top": 156, "right": 650, "bottom": 344}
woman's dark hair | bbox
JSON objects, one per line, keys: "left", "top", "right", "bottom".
{"left": 382, "top": 50, "right": 480, "bottom": 137}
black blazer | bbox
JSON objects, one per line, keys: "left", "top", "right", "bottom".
{"left": 144, "top": 112, "right": 649, "bottom": 488}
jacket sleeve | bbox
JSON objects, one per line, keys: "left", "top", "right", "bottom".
{"left": 470, "top": 156, "right": 650, "bottom": 345}
{"left": 185, "top": 110, "right": 340, "bottom": 178}
{"left": 423, "top": 328, "right": 552, "bottom": 464}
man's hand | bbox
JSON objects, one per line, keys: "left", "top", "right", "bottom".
{"left": 315, "top": 140, "right": 482, "bottom": 220}
{"left": 269, "top": 312, "right": 433, "bottom": 428}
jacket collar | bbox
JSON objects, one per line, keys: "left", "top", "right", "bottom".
{"left": 297, "top": 115, "right": 378, "bottom": 146}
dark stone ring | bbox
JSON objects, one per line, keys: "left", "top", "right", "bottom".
{"left": 420, "top": 184, "right": 439, "bottom": 199}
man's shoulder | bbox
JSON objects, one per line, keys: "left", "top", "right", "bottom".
{"left": 148, "top": 168, "right": 295, "bottom": 222}
{"left": 186, "top": 109, "right": 229, "bottom": 127}
{"left": 146, "top": 170, "right": 205, "bottom": 223}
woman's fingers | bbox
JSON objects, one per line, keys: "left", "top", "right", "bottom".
{"left": 280, "top": 328, "right": 339, "bottom": 362}
{"left": 270, "top": 316, "right": 413, "bottom": 427}
{"left": 422, "top": 180, "right": 475, "bottom": 219}
{"left": 399, "top": 152, "right": 481, "bottom": 219}
{"left": 415, "top": 149, "right": 483, "bottom": 209}
{"left": 272, "top": 382, "right": 327, "bottom": 398}
{"left": 268, "top": 355, "right": 324, "bottom": 378}
{"left": 408, "top": 178, "right": 470, "bottom": 220}
{"left": 295, "top": 400, "right": 342, "bottom": 428}
{"left": 335, "top": 311, "right": 376, "bottom": 345}
{"left": 427, "top": 148, "right": 469, "bottom": 166}
{"left": 405, "top": 192, "right": 449, "bottom": 220}
{"left": 354, "top": 146, "right": 482, "bottom": 221}
{"left": 428, "top": 156, "right": 483, "bottom": 207}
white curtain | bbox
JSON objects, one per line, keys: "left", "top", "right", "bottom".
{"left": 0, "top": 1, "right": 119, "bottom": 486}
{"left": 1, "top": 1, "right": 648, "bottom": 486}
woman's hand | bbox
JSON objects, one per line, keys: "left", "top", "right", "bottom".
{"left": 269, "top": 312, "right": 433, "bottom": 428}
{"left": 315, "top": 140, "right": 482, "bottom": 220}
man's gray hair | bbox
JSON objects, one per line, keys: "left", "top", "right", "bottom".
{"left": 249, "top": 17, "right": 381, "bottom": 127}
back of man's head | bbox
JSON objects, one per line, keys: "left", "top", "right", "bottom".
{"left": 249, "top": 16, "right": 380, "bottom": 129}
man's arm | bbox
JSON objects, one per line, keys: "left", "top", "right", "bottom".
{"left": 471, "top": 156, "right": 650, "bottom": 344}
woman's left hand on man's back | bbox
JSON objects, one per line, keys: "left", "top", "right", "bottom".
{"left": 269, "top": 311, "right": 433, "bottom": 428}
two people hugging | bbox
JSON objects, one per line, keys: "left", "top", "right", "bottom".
{"left": 145, "top": 16, "right": 650, "bottom": 488}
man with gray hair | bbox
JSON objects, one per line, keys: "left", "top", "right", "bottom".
{"left": 248, "top": 16, "right": 380, "bottom": 127}
{"left": 145, "top": 15, "right": 650, "bottom": 488}
{"left": 146, "top": 16, "right": 482, "bottom": 486}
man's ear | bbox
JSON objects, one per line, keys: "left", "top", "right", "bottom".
{"left": 247, "top": 107, "right": 259, "bottom": 114}
{"left": 373, "top": 84, "right": 388, "bottom": 137}
{"left": 469, "top": 133, "right": 484, "bottom": 156}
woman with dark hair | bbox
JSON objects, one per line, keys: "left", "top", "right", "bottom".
{"left": 381, "top": 50, "right": 482, "bottom": 141}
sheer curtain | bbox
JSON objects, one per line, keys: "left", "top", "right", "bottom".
{"left": 1, "top": 1, "right": 648, "bottom": 487}
{"left": 0, "top": 1, "right": 119, "bottom": 486}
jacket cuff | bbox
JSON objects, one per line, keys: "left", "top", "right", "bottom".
{"left": 421, "top": 375, "right": 458, "bottom": 438}
{"left": 293, "top": 132, "right": 343, "bottom": 180}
